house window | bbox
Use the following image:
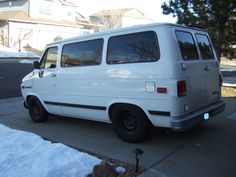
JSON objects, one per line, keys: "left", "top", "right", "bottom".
{"left": 45, "top": 9, "right": 51, "bottom": 15}
{"left": 80, "top": 29, "right": 91, "bottom": 36}
{"left": 39, "top": 7, "right": 51, "bottom": 16}
{"left": 67, "top": 11, "right": 72, "bottom": 16}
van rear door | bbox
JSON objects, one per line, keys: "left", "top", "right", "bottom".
{"left": 175, "top": 30, "right": 220, "bottom": 112}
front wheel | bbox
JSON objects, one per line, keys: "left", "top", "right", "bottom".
{"left": 111, "top": 104, "right": 151, "bottom": 143}
{"left": 28, "top": 97, "right": 48, "bottom": 122}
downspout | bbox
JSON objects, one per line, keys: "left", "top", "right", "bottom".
{"left": 7, "top": 20, "right": 10, "bottom": 47}
{"left": 28, "top": 0, "right": 30, "bottom": 17}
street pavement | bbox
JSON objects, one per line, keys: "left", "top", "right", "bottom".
{"left": 0, "top": 97, "right": 235, "bottom": 177}
{"left": 0, "top": 59, "right": 33, "bottom": 99}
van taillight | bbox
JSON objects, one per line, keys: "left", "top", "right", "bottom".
{"left": 177, "top": 80, "right": 186, "bottom": 97}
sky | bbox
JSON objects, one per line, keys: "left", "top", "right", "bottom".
{"left": 74, "top": 0, "right": 176, "bottom": 23}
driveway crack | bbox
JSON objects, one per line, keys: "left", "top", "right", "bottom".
{"left": 149, "top": 143, "right": 186, "bottom": 169}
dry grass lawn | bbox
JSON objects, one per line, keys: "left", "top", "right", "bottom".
{"left": 221, "top": 87, "right": 236, "bottom": 98}
{"left": 221, "top": 57, "right": 236, "bottom": 66}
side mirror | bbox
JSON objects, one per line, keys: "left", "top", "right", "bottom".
{"left": 33, "top": 61, "right": 40, "bottom": 69}
{"left": 49, "top": 64, "right": 56, "bottom": 69}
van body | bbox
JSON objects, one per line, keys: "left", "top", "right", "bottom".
{"left": 21, "top": 23, "right": 225, "bottom": 142}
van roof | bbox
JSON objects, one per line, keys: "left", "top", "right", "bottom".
{"left": 48, "top": 23, "right": 206, "bottom": 46}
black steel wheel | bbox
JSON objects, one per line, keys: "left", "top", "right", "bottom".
{"left": 111, "top": 104, "right": 151, "bottom": 143}
{"left": 28, "top": 97, "right": 48, "bottom": 122}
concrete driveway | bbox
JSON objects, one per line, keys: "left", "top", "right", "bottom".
{"left": 0, "top": 97, "right": 236, "bottom": 177}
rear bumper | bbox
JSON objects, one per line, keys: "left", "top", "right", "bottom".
{"left": 171, "top": 101, "right": 225, "bottom": 132}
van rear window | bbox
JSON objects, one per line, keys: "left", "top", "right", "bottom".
{"left": 175, "top": 31, "right": 199, "bottom": 60}
{"left": 195, "top": 34, "right": 214, "bottom": 60}
{"left": 107, "top": 31, "right": 160, "bottom": 64}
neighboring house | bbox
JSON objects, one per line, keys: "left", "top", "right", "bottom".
{"left": 0, "top": 0, "right": 97, "bottom": 51}
{"left": 90, "top": 8, "right": 154, "bottom": 30}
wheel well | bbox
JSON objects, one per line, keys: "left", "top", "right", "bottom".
{"left": 26, "top": 95, "right": 50, "bottom": 115}
{"left": 26, "top": 95, "right": 39, "bottom": 105}
{"left": 26, "top": 95, "right": 34, "bottom": 105}
{"left": 108, "top": 103, "right": 151, "bottom": 125}
{"left": 26, "top": 95, "right": 32, "bottom": 105}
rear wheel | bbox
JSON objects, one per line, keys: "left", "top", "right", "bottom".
{"left": 111, "top": 104, "right": 151, "bottom": 143}
{"left": 28, "top": 97, "right": 48, "bottom": 122}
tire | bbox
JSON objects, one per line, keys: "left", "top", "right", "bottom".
{"left": 28, "top": 97, "right": 48, "bottom": 122}
{"left": 111, "top": 104, "right": 151, "bottom": 143}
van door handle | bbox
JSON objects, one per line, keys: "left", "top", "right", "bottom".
{"left": 51, "top": 73, "right": 56, "bottom": 77}
{"left": 38, "top": 71, "right": 44, "bottom": 78}
{"left": 204, "top": 66, "right": 210, "bottom": 71}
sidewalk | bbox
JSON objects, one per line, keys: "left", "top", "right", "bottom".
{"left": 220, "top": 64, "right": 236, "bottom": 87}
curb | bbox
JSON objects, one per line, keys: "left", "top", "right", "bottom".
{"left": 138, "top": 169, "right": 168, "bottom": 177}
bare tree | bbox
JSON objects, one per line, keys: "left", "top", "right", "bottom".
{"left": 12, "top": 30, "right": 33, "bottom": 52}
{"left": 0, "top": 30, "right": 7, "bottom": 46}
{"left": 53, "top": 35, "right": 63, "bottom": 42}
{"left": 0, "top": 30, "right": 3, "bottom": 45}
{"left": 90, "top": 10, "right": 124, "bottom": 30}
{"left": 102, "top": 14, "right": 122, "bottom": 29}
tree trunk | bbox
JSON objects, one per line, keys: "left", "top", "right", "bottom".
{"left": 216, "top": 25, "right": 224, "bottom": 62}
{"left": 18, "top": 39, "right": 21, "bottom": 52}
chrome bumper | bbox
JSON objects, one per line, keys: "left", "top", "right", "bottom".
{"left": 171, "top": 101, "right": 225, "bottom": 131}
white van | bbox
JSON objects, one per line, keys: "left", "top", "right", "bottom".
{"left": 21, "top": 23, "right": 225, "bottom": 143}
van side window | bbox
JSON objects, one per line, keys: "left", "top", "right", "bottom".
{"left": 175, "top": 31, "right": 199, "bottom": 60}
{"left": 40, "top": 47, "right": 58, "bottom": 69}
{"left": 107, "top": 31, "right": 160, "bottom": 64}
{"left": 61, "top": 39, "right": 103, "bottom": 67}
{"left": 195, "top": 34, "right": 214, "bottom": 60}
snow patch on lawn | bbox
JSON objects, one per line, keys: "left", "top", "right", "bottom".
{"left": 116, "top": 166, "right": 126, "bottom": 174}
{"left": 222, "top": 83, "right": 236, "bottom": 87}
{"left": 19, "top": 59, "right": 34, "bottom": 64}
{"left": 0, "top": 44, "right": 17, "bottom": 52}
{"left": 0, "top": 51, "right": 38, "bottom": 58}
{"left": 221, "top": 68, "right": 236, "bottom": 72}
{"left": 0, "top": 45, "right": 39, "bottom": 58}
{"left": 0, "top": 124, "right": 101, "bottom": 177}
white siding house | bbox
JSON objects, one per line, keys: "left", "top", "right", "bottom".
{"left": 0, "top": 0, "right": 96, "bottom": 51}
{"left": 90, "top": 8, "right": 154, "bottom": 30}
